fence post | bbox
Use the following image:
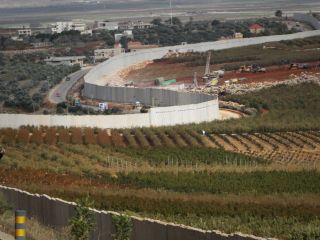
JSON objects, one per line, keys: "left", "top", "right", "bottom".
{"left": 15, "top": 210, "right": 26, "bottom": 240}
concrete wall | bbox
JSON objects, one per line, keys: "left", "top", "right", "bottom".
{"left": 0, "top": 100, "right": 219, "bottom": 129}
{"left": 0, "top": 185, "right": 270, "bottom": 240}
{"left": 84, "top": 83, "right": 215, "bottom": 106}
{"left": 293, "top": 14, "right": 320, "bottom": 30}
{"left": 81, "top": 30, "right": 320, "bottom": 128}
{"left": 84, "top": 30, "right": 320, "bottom": 87}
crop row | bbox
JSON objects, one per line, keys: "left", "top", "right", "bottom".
{"left": 1, "top": 128, "right": 320, "bottom": 166}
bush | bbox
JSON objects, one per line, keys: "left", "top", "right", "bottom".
{"left": 112, "top": 214, "right": 132, "bottom": 240}
{"left": 70, "top": 197, "right": 95, "bottom": 240}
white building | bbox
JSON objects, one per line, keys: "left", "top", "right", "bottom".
{"left": 51, "top": 22, "right": 73, "bottom": 34}
{"left": 44, "top": 56, "right": 86, "bottom": 67}
{"left": 124, "top": 30, "right": 134, "bottom": 39}
{"left": 96, "top": 21, "right": 119, "bottom": 31}
{"left": 17, "top": 28, "right": 32, "bottom": 37}
{"left": 234, "top": 32, "right": 243, "bottom": 39}
{"left": 51, "top": 21, "right": 89, "bottom": 34}
{"left": 81, "top": 29, "right": 93, "bottom": 36}
{"left": 118, "top": 21, "right": 153, "bottom": 30}
{"left": 72, "top": 22, "right": 86, "bottom": 32}
{"left": 94, "top": 48, "right": 124, "bottom": 61}
{"left": 114, "top": 30, "right": 134, "bottom": 43}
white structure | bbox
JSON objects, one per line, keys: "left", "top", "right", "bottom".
{"left": 0, "top": 100, "right": 219, "bottom": 129}
{"left": 51, "top": 21, "right": 73, "bottom": 34}
{"left": 17, "top": 28, "right": 32, "bottom": 36}
{"left": 115, "top": 30, "right": 134, "bottom": 43}
{"left": 96, "top": 21, "right": 119, "bottom": 31}
{"left": 51, "top": 21, "right": 89, "bottom": 34}
{"left": 115, "top": 33, "right": 124, "bottom": 42}
{"left": 94, "top": 48, "right": 124, "bottom": 61}
{"left": 81, "top": 29, "right": 93, "bottom": 36}
{"left": 72, "top": 22, "right": 86, "bottom": 32}
{"left": 118, "top": 21, "right": 153, "bottom": 30}
{"left": 44, "top": 56, "right": 85, "bottom": 67}
{"left": 234, "top": 32, "right": 243, "bottom": 39}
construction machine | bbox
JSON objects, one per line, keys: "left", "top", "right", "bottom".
{"left": 202, "top": 52, "right": 224, "bottom": 85}
{"left": 239, "top": 64, "right": 266, "bottom": 73}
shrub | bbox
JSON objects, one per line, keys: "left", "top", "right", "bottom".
{"left": 69, "top": 197, "right": 95, "bottom": 240}
{"left": 112, "top": 214, "right": 132, "bottom": 240}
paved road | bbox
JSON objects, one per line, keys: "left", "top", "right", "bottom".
{"left": 48, "top": 68, "right": 90, "bottom": 104}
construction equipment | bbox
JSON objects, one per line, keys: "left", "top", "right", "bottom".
{"left": 202, "top": 51, "right": 224, "bottom": 83}
{"left": 289, "top": 63, "right": 310, "bottom": 70}
{"left": 239, "top": 64, "right": 266, "bottom": 73}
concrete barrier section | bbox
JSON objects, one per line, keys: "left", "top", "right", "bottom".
{"left": 131, "top": 218, "right": 167, "bottom": 240}
{"left": 0, "top": 185, "right": 272, "bottom": 240}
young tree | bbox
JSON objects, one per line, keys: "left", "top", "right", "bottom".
{"left": 120, "top": 36, "right": 129, "bottom": 50}
{"left": 70, "top": 197, "right": 95, "bottom": 240}
{"left": 275, "top": 10, "right": 283, "bottom": 18}
{"left": 151, "top": 18, "right": 162, "bottom": 26}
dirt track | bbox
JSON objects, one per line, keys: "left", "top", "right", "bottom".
{"left": 125, "top": 61, "right": 320, "bottom": 87}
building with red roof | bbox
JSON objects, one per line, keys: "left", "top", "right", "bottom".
{"left": 249, "top": 24, "right": 265, "bottom": 34}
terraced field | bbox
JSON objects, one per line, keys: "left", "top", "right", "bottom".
{"left": 1, "top": 128, "right": 320, "bottom": 170}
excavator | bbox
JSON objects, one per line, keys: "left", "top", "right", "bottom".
{"left": 202, "top": 52, "right": 225, "bottom": 86}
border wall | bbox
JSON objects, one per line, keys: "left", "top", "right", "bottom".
{"left": 0, "top": 185, "right": 269, "bottom": 240}
{"left": 84, "top": 84, "right": 215, "bottom": 106}
{"left": 0, "top": 99, "right": 219, "bottom": 129}
{"left": 293, "top": 14, "right": 320, "bottom": 30}
{"left": 84, "top": 30, "right": 320, "bottom": 89}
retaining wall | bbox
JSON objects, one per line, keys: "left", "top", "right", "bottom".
{"left": 0, "top": 99, "right": 219, "bottom": 129}
{"left": 0, "top": 185, "right": 270, "bottom": 240}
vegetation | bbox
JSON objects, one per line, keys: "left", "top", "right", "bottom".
{"left": 0, "top": 54, "right": 78, "bottom": 112}
{"left": 134, "top": 17, "right": 295, "bottom": 46}
{"left": 110, "top": 171, "right": 320, "bottom": 194}
{"left": 0, "top": 81, "right": 320, "bottom": 239}
{"left": 112, "top": 214, "right": 132, "bottom": 240}
{"left": 163, "top": 36, "right": 320, "bottom": 70}
{"left": 179, "top": 83, "right": 320, "bottom": 134}
{"left": 70, "top": 197, "right": 95, "bottom": 240}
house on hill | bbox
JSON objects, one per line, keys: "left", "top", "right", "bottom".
{"left": 249, "top": 24, "right": 265, "bottom": 34}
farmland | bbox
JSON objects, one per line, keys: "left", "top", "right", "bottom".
{"left": 1, "top": 82, "right": 320, "bottom": 239}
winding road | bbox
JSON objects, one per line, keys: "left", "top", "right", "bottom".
{"left": 48, "top": 68, "right": 90, "bottom": 104}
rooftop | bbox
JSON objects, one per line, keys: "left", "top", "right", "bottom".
{"left": 249, "top": 23, "right": 264, "bottom": 29}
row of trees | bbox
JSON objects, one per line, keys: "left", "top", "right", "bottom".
{"left": 0, "top": 54, "right": 78, "bottom": 112}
